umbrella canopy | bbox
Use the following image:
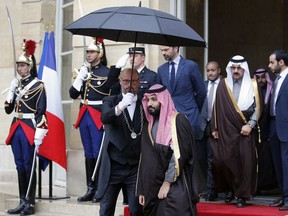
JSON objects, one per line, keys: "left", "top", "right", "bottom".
{"left": 65, "top": 6, "right": 206, "bottom": 47}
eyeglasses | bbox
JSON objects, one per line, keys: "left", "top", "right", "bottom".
{"left": 121, "top": 79, "right": 139, "bottom": 84}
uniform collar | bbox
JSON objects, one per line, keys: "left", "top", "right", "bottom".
{"left": 137, "top": 65, "right": 145, "bottom": 73}
{"left": 91, "top": 63, "right": 101, "bottom": 70}
{"left": 20, "top": 75, "right": 33, "bottom": 83}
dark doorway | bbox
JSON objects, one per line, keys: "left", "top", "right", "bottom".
{"left": 186, "top": 0, "right": 288, "bottom": 78}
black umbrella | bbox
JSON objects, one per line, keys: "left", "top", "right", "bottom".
{"left": 65, "top": 5, "right": 206, "bottom": 47}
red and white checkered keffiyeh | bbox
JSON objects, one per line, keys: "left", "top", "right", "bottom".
{"left": 142, "top": 84, "right": 177, "bottom": 146}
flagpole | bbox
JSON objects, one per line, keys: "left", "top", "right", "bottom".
{"left": 76, "top": 0, "right": 87, "bottom": 62}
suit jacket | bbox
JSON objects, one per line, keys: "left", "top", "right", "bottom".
{"left": 157, "top": 57, "right": 206, "bottom": 140}
{"left": 273, "top": 75, "right": 288, "bottom": 142}
{"left": 199, "top": 80, "right": 209, "bottom": 139}
{"left": 97, "top": 93, "right": 144, "bottom": 199}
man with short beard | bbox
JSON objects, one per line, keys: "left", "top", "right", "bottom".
{"left": 267, "top": 50, "right": 288, "bottom": 211}
{"left": 157, "top": 46, "right": 206, "bottom": 141}
{"left": 137, "top": 84, "right": 200, "bottom": 216}
{"left": 253, "top": 68, "right": 277, "bottom": 192}
{"left": 253, "top": 68, "right": 273, "bottom": 105}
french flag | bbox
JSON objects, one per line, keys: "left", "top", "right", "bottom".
{"left": 38, "top": 32, "right": 67, "bottom": 170}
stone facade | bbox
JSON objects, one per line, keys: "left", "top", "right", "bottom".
{"left": 1, "top": 0, "right": 287, "bottom": 198}
{"left": 0, "top": 0, "right": 169, "bottom": 197}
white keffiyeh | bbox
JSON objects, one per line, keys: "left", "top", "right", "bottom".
{"left": 226, "top": 55, "right": 254, "bottom": 110}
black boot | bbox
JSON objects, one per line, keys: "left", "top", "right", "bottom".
{"left": 7, "top": 171, "right": 27, "bottom": 214}
{"left": 20, "top": 171, "right": 36, "bottom": 216}
{"left": 77, "top": 158, "right": 96, "bottom": 202}
{"left": 7, "top": 198, "right": 27, "bottom": 215}
{"left": 20, "top": 204, "right": 35, "bottom": 216}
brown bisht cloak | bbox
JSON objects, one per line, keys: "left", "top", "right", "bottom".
{"left": 137, "top": 113, "right": 201, "bottom": 216}
{"left": 210, "top": 79, "right": 258, "bottom": 198}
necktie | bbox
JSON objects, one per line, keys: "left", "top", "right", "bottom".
{"left": 170, "top": 62, "right": 175, "bottom": 89}
{"left": 207, "top": 81, "right": 215, "bottom": 120}
{"left": 270, "top": 75, "right": 280, "bottom": 116}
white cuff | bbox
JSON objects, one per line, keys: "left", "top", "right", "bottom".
{"left": 115, "top": 105, "right": 122, "bottom": 116}
{"left": 72, "top": 77, "right": 83, "bottom": 91}
{"left": 34, "top": 128, "right": 48, "bottom": 141}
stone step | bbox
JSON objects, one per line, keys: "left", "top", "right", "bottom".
{"left": 4, "top": 197, "right": 125, "bottom": 216}
{"left": 0, "top": 193, "right": 14, "bottom": 215}
{"left": 0, "top": 177, "right": 126, "bottom": 216}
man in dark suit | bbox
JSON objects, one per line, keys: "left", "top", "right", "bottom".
{"left": 268, "top": 50, "right": 288, "bottom": 211}
{"left": 107, "top": 46, "right": 157, "bottom": 205}
{"left": 97, "top": 68, "right": 144, "bottom": 216}
{"left": 157, "top": 46, "right": 206, "bottom": 141}
{"left": 200, "top": 61, "right": 221, "bottom": 201}
{"left": 109, "top": 46, "right": 157, "bottom": 99}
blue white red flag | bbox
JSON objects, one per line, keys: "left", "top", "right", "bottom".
{"left": 38, "top": 31, "right": 67, "bottom": 170}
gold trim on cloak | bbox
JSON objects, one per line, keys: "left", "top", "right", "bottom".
{"left": 251, "top": 78, "right": 261, "bottom": 121}
{"left": 251, "top": 78, "right": 262, "bottom": 143}
{"left": 145, "top": 114, "right": 181, "bottom": 182}
{"left": 171, "top": 112, "right": 180, "bottom": 180}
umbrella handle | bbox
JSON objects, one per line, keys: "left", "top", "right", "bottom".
{"left": 76, "top": 0, "right": 87, "bottom": 62}
{"left": 129, "top": 33, "right": 138, "bottom": 92}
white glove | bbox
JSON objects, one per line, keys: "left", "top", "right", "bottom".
{"left": 73, "top": 65, "right": 89, "bottom": 91}
{"left": 118, "top": 93, "right": 134, "bottom": 111}
{"left": 34, "top": 128, "right": 48, "bottom": 147}
{"left": 9, "top": 78, "right": 19, "bottom": 91}
{"left": 116, "top": 54, "right": 129, "bottom": 68}
{"left": 77, "top": 65, "right": 89, "bottom": 80}
{"left": 6, "top": 79, "right": 19, "bottom": 103}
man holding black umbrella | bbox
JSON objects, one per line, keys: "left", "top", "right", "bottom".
{"left": 97, "top": 68, "right": 144, "bottom": 216}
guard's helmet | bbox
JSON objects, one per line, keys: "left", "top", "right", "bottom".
{"left": 16, "top": 39, "right": 37, "bottom": 77}
{"left": 86, "top": 37, "right": 107, "bottom": 66}
{"left": 87, "top": 38, "right": 103, "bottom": 56}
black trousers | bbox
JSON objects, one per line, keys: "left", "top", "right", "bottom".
{"left": 99, "top": 162, "right": 143, "bottom": 216}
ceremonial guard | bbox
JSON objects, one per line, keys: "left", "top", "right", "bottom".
{"left": 69, "top": 38, "right": 117, "bottom": 203}
{"left": 110, "top": 46, "right": 157, "bottom": 99}
{"left": 4, "top": 39, "right": 48, "bottom": 215}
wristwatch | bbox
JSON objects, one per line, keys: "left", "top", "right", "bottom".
{"left": 248, "top": 123, "right": 254, "bottom": 129}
